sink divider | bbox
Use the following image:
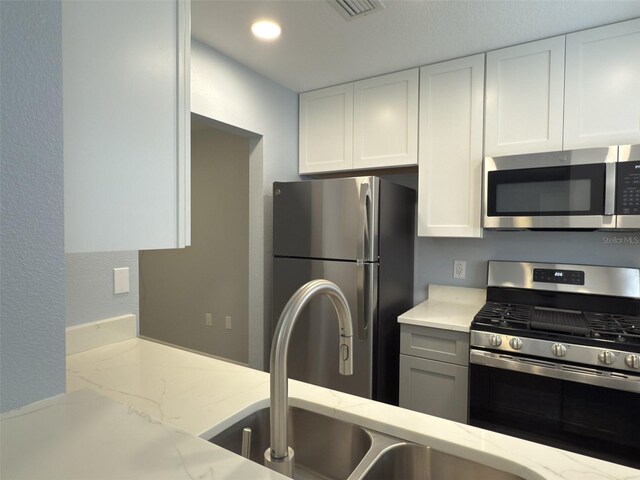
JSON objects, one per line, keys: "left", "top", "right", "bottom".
{"left": 345, "top": 430, "right": 410, "bottom": 480}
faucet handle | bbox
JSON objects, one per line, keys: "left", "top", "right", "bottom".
{"left": 339, "top": 334, "right": 353, "bottom": 376}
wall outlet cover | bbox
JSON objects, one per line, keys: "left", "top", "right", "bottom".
{"left": 453, "top": 260, "right": 466, "bottom": 279}
{"left": 113, "top": 267, "right": 130, "bottom": 294}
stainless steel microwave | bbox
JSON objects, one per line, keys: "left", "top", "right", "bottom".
{"left": 483, "top": 145, "right": 640, "bottom": 230}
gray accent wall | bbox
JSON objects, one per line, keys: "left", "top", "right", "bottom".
{"left": 65, "top": 251, "right": 139, "bottom": 327}
{"left": 0, "top": 1, "right": 66, "bottom": 413}
{"left": 140, "top": 124, "right": 250, "bottom": 364}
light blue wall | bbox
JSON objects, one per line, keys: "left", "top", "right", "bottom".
{"left": 65, "top": 252, "right": 139, "bottom": 328}
{"left": 0, "top": 0, "right": 66, "bottom": 413}
{"left": 191, "top": 40, "right": 299, "bottom": 369}
{"left": 414, "top": 231, "right": 640, "bottom": 302}
{"left": 381, "top": 173, "right": 639, "bottom": 302}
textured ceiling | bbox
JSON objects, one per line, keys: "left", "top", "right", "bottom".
{"left": 192, "top": 0, "right": 640, "bottom": 93}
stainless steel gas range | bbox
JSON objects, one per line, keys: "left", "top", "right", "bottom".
{"left": 469, "top": 261, "right": 640, "bottom": 468}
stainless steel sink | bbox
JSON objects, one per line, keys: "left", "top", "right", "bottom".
{"left": 210, "top": 406, "right": 372, "bottom": 480}
{"left": 360, "top": 443, "right": 527, "bottom": 480}
{"left": 210, "top": 406, "right": 537, "bottom": 480}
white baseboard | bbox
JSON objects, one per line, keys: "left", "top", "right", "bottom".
{"left": 139, "top": 336, "right": 249, "bottom": 367}
{"left": 66, "top": 314, "right": 137, "bottom": 355}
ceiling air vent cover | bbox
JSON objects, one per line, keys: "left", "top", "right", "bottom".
{"left": 328, "top": 0, "right": 386, "bottom": 21}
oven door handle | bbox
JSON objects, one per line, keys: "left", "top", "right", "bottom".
{"left": 470, "top": 350, "right": 640, "bottom": 393}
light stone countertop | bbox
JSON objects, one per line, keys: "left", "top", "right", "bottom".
{"left": 398, "top": 285, "right": 486, "bottom": 332}
{"left": 3, "top": 337, "right": 638, "bottom": 479}
{"left": 0, "top": 387, "right": 287, "bottom": 480}
{"left": 65, "top": 338, "right": 638, "bottom": 480}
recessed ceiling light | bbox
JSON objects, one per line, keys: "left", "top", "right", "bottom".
{"left": 251, "top": 20, "right": 281, "bottom": 41}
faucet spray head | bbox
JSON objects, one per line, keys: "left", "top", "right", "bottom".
{"left": 339, "top": 334, "right": 354, "bottom": 375}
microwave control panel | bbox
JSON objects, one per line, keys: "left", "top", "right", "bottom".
{"left": 617, "top": 161, "right": 640, "bottom": 215}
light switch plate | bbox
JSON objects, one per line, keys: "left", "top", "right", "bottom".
{"left": 113, "top": 267, "right": 130, "bottom": 294}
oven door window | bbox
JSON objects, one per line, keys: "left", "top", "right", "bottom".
{"left": 469, "top": 363, "right": 640, "bottom": 468}
{"left": 487, "top": 164, "right": 606, "bottom": 216}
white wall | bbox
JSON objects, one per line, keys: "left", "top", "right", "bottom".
{"left": 65, "top": 252, "right": 139, "bottom": 327}
{"left": 0, "top": 0, "right": 66, "bottom": 413}
{"left": 191, "top": 40, "right": 299, "bottom": 369}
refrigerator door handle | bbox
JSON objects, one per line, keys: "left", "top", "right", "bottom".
{"left": 356, "top": 263, "right": 376, "bottom": 341}
{"left": 357, "top": 182, "right": 372, "bottom": 262}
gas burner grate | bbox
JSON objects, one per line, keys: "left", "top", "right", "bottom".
{"left": 585, "top": 312, "right": 640, "bottom": 343}
{"left": 530, "top": 308, "right": 590, "bottom": 336}
{"left": 474, "top": 302, "right": 532, "bottom": 326}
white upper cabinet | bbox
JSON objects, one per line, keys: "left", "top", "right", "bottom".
{"left": 485, "top": 36, "right": 566, "bottom": 156}
{"left": 353, "top": 69, "right": 419, "bottom": 169}
{"left": 564, "top": 18, "right": 640, "bottom": 150}
{"left": 418, "top": 54, "right": 485, "bottom": 238}
{"left": 298, "top": 69, "right": 418, "bottom": 174}
{"left": 63, "top": 0, "right": 190, "bottom": 253}
{"left": 299, "top": 84, "right": 354, "bottom": 174}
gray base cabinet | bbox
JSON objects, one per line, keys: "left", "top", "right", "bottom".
{"left": 399, "top": 324, "right": 469, "bottom": 423}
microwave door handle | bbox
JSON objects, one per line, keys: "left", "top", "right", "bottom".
{"left": 604, "top": 162, "right": 616, "bottom": 216}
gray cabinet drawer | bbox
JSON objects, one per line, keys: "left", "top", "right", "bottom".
{"left": 399, "top": 354, "right": 468, "bottom": 423}
{"left": 400, "top": 324, "right": 469, "bottom": 366}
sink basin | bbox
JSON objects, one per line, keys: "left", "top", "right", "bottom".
{"left": 209, "top": 406, "right": 372, "bottom": 480}
{"left": 211, "top": 406, "right": 536, "bottom": 480}
{"left": 361, "top": 443, "right": 527, "bottom": 480}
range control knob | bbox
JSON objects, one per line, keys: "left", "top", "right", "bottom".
{"left": 598, "top": 351, "right": 615, "bottom": 365}
{"left": 488, "top": 334, "right": 502, "bottom": 347}
{"left": 624, "top": 354, "right": 639, "bottom": 369}
{"left": 509, "top": 337, "right": 523, "bottom": 350}
{"left": 551, "top": 343, "right": 567, "bottom": 357}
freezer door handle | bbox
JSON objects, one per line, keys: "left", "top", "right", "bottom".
{"left": 356, "top": 263, "right": 376, "bottom": 341}
{"left": 357, "top": 182, "right": 372, "bottom": 262}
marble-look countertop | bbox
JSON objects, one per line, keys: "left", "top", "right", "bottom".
{"left": 0, "top": 388, "right": 287, "bottom": 480}
{"left": 53, "top": 338, "right": 639, "bottom": 479}
{"left": 398, "top": 284, "right": 486, "bottom": 332}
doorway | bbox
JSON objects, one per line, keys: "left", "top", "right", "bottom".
{"left": 139, "top": 116, "right": 251, "bottom": 364}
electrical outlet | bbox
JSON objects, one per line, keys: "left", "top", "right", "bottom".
{"left": 453, "top": 260, "right": 466, "bottom": 279}
{"left": 225, "top": 316, "right": 232, "bottom": 330}
{"left": 205, "top": 313, "right": 213, "bottom": 327}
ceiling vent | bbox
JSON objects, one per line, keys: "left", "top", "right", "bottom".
{"left": 328, "top": 0, "right": 386, "bottom": 21}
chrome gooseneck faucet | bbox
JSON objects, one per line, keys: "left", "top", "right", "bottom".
{"left": 264, "top": 279, "right": 354, "bottom": 478}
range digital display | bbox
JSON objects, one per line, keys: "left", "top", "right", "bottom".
{"left": 533, "top": 268, "right": 585, "bottom": 285}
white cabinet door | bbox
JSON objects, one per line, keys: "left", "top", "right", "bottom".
{"left": 299, "top": 84, "right": 354, "bottom": 174}
{"left": 418, "top": 55, "right": 484, "bottom": 238}
{"left": 63, "top": 0, "right": 190, "bottom": 253}
{"left": 564, "top": 18, "right": 640, "bottom": 149}
{"left": 485, "top": 36, "right": 565, "bottom": 156}
{"left": 353, "top": 69, "right": 418, "bottom": 169}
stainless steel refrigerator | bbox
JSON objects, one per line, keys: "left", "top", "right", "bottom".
{"left": 272, "top": 176, "right": 415, "bottom": 405}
